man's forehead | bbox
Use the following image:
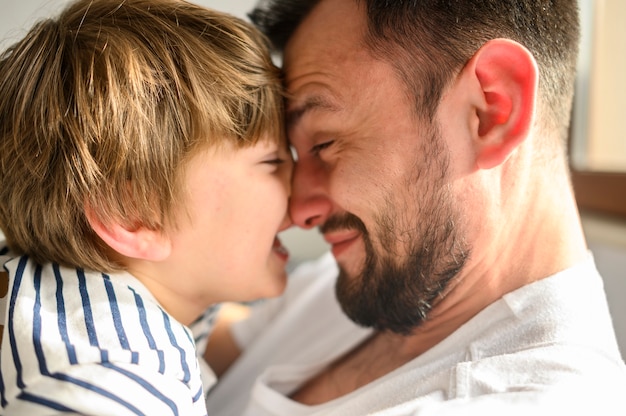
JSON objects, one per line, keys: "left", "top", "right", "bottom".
{"left": 286, "top": 94, "right": 340, "bottom": 129}
{"left": 283, "top": 0, "right": 367, "bottom": 70}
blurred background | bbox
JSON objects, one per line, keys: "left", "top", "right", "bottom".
{"left": 0, "top": 0, "right": 624, "bottom": 359}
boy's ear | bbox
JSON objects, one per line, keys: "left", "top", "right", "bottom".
{"left": 464, "top": 38, "right": 538, "bottom": 169}
{"left": 84, "top": 204, "right": 171, "bottom": 262}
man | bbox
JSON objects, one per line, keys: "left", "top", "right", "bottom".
{"left": 204, "top": 0, "right": 626, "bottom": 414}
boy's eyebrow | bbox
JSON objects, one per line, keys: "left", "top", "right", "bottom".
{"left": 286, "top": 95, "right": 339, "bottom": 129}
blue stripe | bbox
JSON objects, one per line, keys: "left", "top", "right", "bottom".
{"left": 130, "top": 288, "right": 165, "bottom": 373}
{"left": 162, "top": 312, "right": 191, "bottom": 383}
{"left": 192, "top": 385, "right": 203, "bottom": 402}
{"left": 102, "top": 362, "right": 179, "bottom": 416}
{"left": 17, "top": 391, "right": 77, "bottom": 412}
{"left": 50, "top": 372, "right": 146, "bottom": 415}
{"left": 32, "top": 264, "right": 48, "bottom": 376}
{"left": 0, "top": 260, "right": 6, "bottom": 406}
{"left": 7, "top": 256, "right": 29, "bottom": 390}
{"left": 182, "top": 324, "right": 194, "bottom": 345}
{"left": 53, "top": 264, "right": 77, "bottom": 364}
{"left": 194, "top": 330, "right": 209, "bottom": 345}
{"left": 0, "top": 367, "right": 5, "bottom": 408}
{"left": 102, "top": 274, "right": 130, "bottom": 350}
{"left": 76, "top": 269, "right": 98, "bottom": 347}
{"left": 191, "top": 305, "right": 218, "bottom": 344}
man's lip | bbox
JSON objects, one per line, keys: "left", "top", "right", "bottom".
{"left": 323, "top": 231, "right": 360, "bottom": 257}
{"left": 322, "top": 229, "right": 361, "bottom": 245}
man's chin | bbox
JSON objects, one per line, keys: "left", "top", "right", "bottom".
{"left": 333, "top": 239, "right": 367, "bottom": 277}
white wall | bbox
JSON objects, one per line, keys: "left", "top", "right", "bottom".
{"left": 582, "top": 215, "right": 626, "bottom": 358}
{"left": 0, "top": 0, "right": 259, "bottom": 49}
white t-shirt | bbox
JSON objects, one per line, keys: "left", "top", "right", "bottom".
{"left": 0, "top": 244, "right": 215, "bottom": 415}
{"left": 205, "top": 252, "right": 626, "bottom": 415}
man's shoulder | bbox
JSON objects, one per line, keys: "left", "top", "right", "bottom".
{"left": 454, "top": 257, "right": 625, "bottom": 396}
{"left": 499, "top": 256, "right": 618, "bottom": 353}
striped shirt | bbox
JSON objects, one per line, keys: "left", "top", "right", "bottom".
{"left": 0, "top": 243, "right": 216, "bottom": 415}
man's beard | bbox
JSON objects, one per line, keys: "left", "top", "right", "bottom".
{"left": 322, "top": 129, "right": 470, "bottom": 335}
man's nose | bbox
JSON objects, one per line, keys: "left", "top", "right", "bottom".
{"left": 289, "top": 160, "right": 332, "bottom": 229}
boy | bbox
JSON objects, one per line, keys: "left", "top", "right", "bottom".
{"left": 0, "top": 0, "right": 291, "bottom": 414}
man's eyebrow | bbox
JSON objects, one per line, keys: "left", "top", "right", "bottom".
{"left": 286, "top": 95, "right": 339, "bottom": 128}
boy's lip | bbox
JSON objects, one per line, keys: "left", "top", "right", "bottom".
{"left": 272, "top": 236, "right": 289, "bottom": 262}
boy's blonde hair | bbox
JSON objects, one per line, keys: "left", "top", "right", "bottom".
{"left": 0, "top": 0, "right": 285, "bottom": 272}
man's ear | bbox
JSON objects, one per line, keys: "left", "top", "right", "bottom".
{"left": 466, "top": 38, "right": 538, "bottom": 169}
{"left": 84, "top": 204, "right": 171, "bottom": 262}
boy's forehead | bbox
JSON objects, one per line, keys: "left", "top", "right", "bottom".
{"left": 199, "top": 132, "right": 284, "bottom": 152}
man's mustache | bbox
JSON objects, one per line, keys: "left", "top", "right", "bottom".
{"left": 319, "top": 212, "right": 367, "bottom": 234}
